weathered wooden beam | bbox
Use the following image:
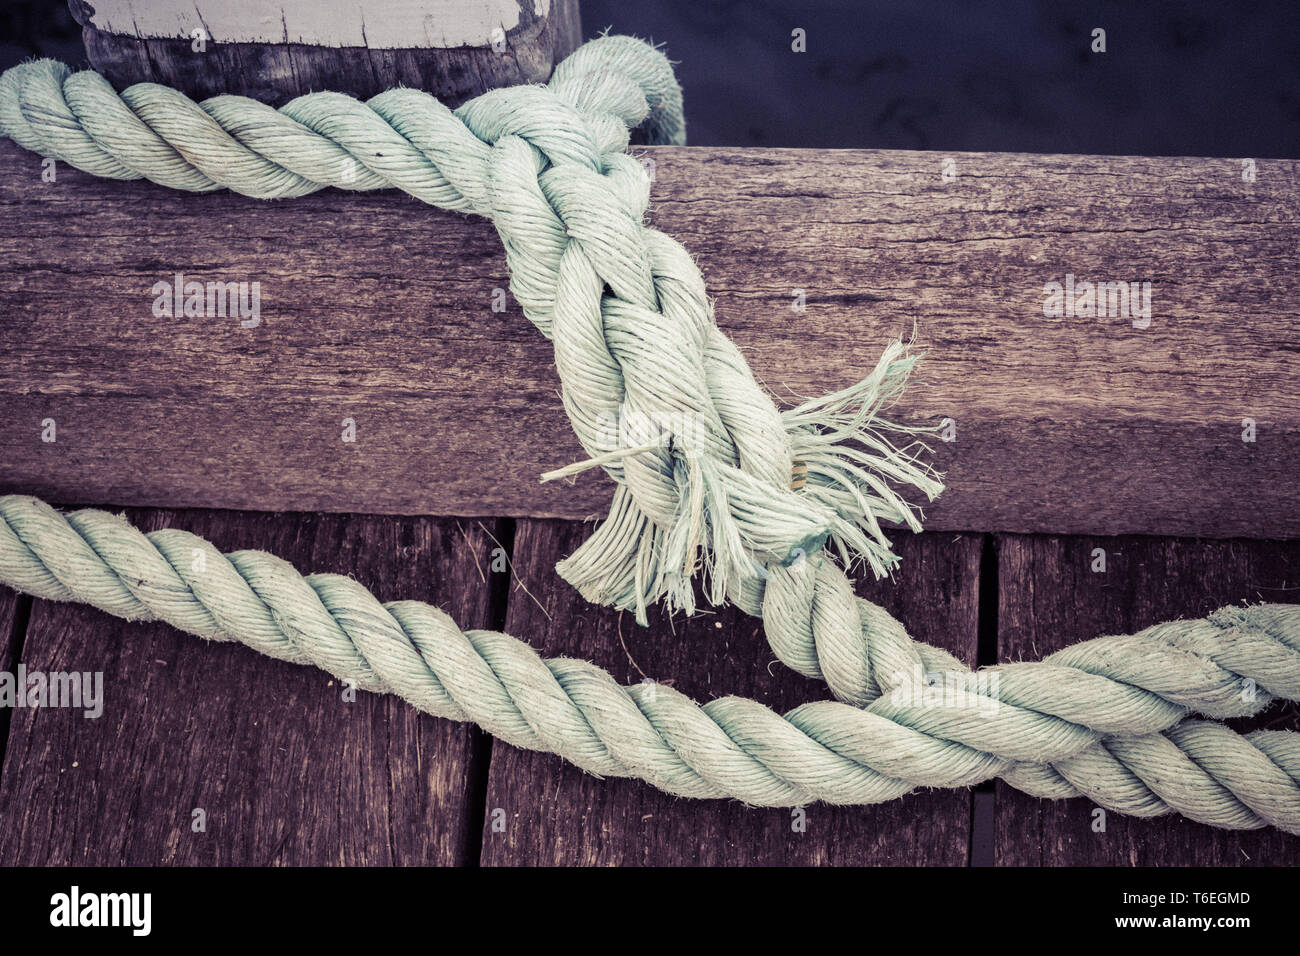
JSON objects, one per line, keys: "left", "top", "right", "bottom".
{"left": 69, "top": 0, "right": 582, "bottom": 105}
{"left": 1, "top": 141, "right": 1297, "bottom": 538}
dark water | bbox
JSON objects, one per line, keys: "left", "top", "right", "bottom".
{"left": 583, "top": 0, "right": 1300, "bottom": 157}
{"left": 5, "top": 0, "right": 1297, "bottom": 157}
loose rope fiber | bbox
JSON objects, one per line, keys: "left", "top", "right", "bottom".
{"left": 2, "top": 36, "right": 1299, "bottom": 831}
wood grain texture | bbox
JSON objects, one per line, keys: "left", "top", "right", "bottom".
{"left": 0, "top": 589, "right": 21, "bottom": 681}
{"left": 2, "top": 141, "right": 1298, "bottom": 539}
{"left": 0, "top": 588, "right": 26, "bottom": 772}
{"left": 479, "top": 519, "right": 980, "bottom": 866}
{"left": 0, "top": 509, "right": 502, "bottom": 865}
{"left": 68, "top": 0, "right": 582, "bottom": 107}
{"left": 80, "top": 0, "right": 552, "bottom": 47}
{"left": 994, "top": 533, "right": 1300, "bottom": 865}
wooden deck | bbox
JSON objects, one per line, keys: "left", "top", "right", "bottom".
{"left": 0, "top": 512, "right": 1297, "bottom": 866}
{"left": 2, "top": 122, "right": 1298, "bottom": 866}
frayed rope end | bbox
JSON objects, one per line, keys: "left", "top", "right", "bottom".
{"left": 784, "top": 337, "right": 945, "bottom": 580}
{"left": 554, "top": 337, "right": 944, "bottom": 623}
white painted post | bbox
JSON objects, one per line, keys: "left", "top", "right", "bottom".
{"left": 68, "top": 0, "right": 582, "bottom": 105}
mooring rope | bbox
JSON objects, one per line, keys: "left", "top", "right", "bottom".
{"left": 2, "top": 495, "right": 1299, "bottom": 829}
{"left": 1, "top": 36, "right": 1298, "bottom": 831}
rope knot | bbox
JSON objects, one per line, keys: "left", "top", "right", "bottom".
{"left": 0, "top": 30, "right": 945, "bottom": 713}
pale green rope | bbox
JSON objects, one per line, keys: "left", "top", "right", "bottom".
{"left": 1, "top": 495, "right": 1299, "bottom": 830}
{"left": 1, "top": 36, "right": 1298, "bottom": 831}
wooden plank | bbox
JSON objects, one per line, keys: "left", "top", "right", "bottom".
{"left": 69, "top": 0, "right": 582, "bottom": 106}
{"left": 0, "top": 590, "right": 20, "bottom": 683}
{"left": 2, "top": 141, "right": 1297, "bottom": 538}
{"left": 0, "top": 508, "right": 502, "bottom": 865}
{"left": 0, "top": 589, "right": 26, "bottom": 768}
{"left": 994, "top": 534, "right": 1300, "bottom": 865}
{"left": 479, "top": 519, "right": 980, "bottom": 866}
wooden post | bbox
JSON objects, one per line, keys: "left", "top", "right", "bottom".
{"left": 67, "top": 0, "right": 582, "bottom": 105}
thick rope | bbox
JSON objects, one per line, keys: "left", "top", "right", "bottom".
{"left": 1, "top": 36, "right": 1298, "bottom": 830}
{"left": 0, "top": 33, "right": 944, "bottom": 708}
{"left": 1, "top": 495, "right": 1299, "bottom": 831}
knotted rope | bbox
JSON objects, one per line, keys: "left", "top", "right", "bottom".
{"left": 0, "top": 33, "right": 944, "bottom": 704}
{"left": 1, "top": 36, "right": 1298, "bottom": 832}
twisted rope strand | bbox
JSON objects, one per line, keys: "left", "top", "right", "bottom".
{"left": 0, "top": 40, "right": 932, "bottom": 557}
{"left": 0, "top": 34, "right": 950, "bottom": 716}
{"left": 3, "top": 36, "right": 1298, "bottom": 832}
{"left": 1, "top": 495, "right": 1298, "bottom": 831}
